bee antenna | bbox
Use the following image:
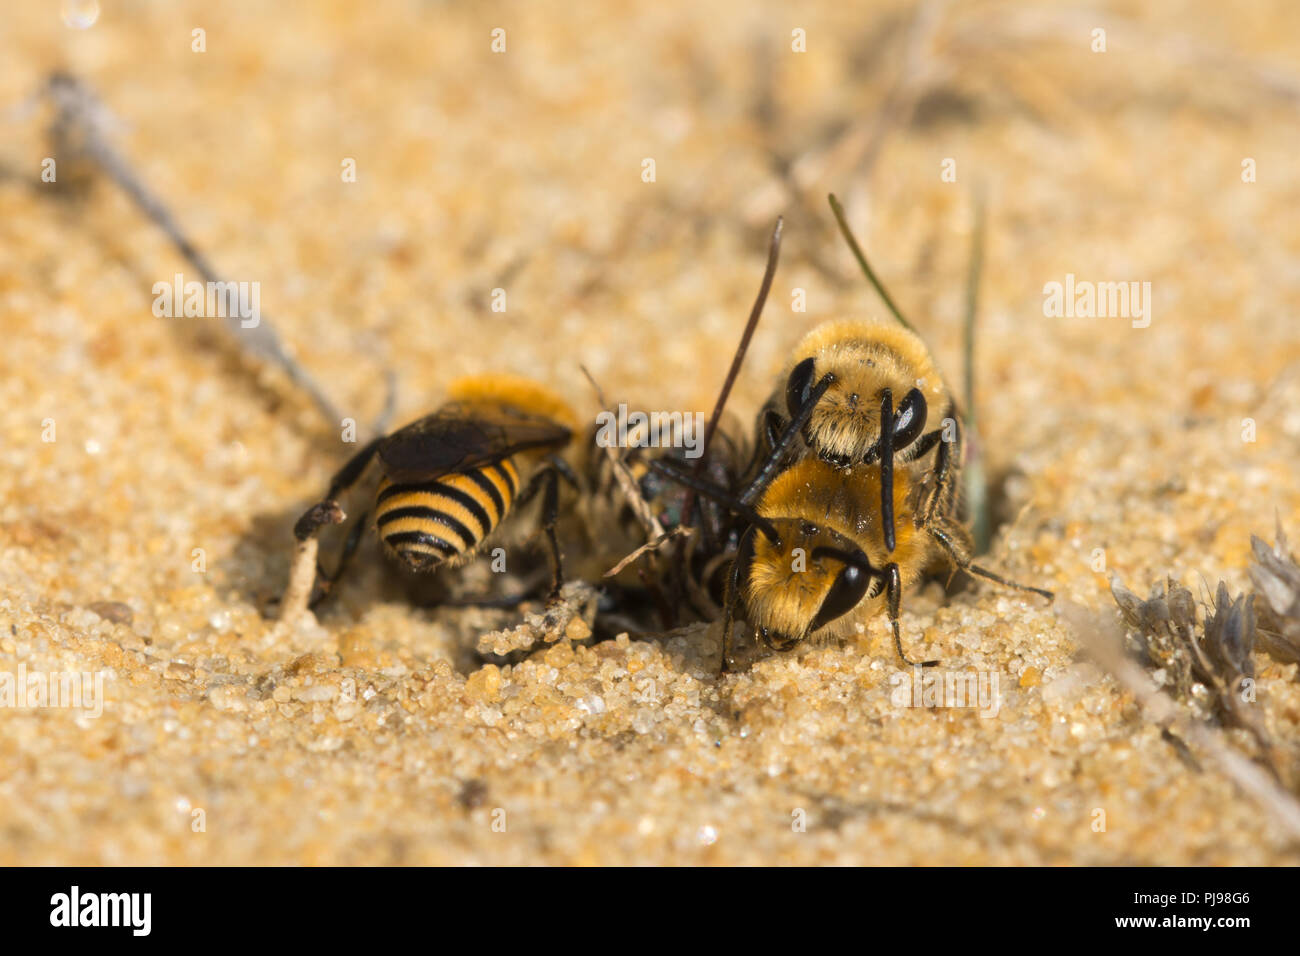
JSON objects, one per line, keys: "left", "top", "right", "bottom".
{"left": 680, "top": 216, "right": 784, "bottom": 531}
{"left": 880, "top": 388, "right": 896, "bottom": 553}
{"left": 740, "top": 372, "right": 836, "bottom": 507}
{"left": 649, "top": 459, "right": 781, "bottom": 546}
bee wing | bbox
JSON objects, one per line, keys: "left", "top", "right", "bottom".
{"left": 377, "top": 403, "right": 571, "bottom": 482}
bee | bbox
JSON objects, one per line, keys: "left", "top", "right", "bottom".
{"left": 655, "top": 365, "right": 1052, "bottom": 670}
{"left": 754, "top": 317, "right": 962, "bottom": 554}
{"left": 581, "top": 414, "right": 751, "bottom": 623}
{"left": 278, "top": 376, "right": 580, "bottom": 621}
{"left": 583, "top": 411, "right": 747, "bottom": 549}
{"left": 579, "top": 217, "right": 785, "bottom": 628}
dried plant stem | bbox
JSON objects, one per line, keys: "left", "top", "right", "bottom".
{"left": 605, "top": 527, "right": 691, "bottom": 578}
{"left": 279, "top": 537, "right": 320, "bottom": 624}
{"left": 579, "top": 366, "right": 665, "bottom": 543}
{"left": 42, "top": 73, "right": 343, "bottom": 429}
{"left": 963, "top": 193, "right": 990, "bottom": 555}
{"left": 1061, "top": 601, "right": 1300, "bottom": 842}
{"left": 828, "top": 193, "right": 917, "bottom": 335}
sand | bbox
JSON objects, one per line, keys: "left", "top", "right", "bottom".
{"left": 1, "top": 0, "right": 1299, "bottom": 864}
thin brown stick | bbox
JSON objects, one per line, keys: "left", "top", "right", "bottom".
{"left": 579, "top": 366, "right": 665, "bottom": 542}
{"left": 279, "top": 537, "right": 320, "bottom": 623}
{"left": 679, "top": 216, "right": 783, "bottom": 534}
{"left": 41, "top": 73, "right": 344, "bottom": 429}
{"left": 605, "top": 527, "right": 692, "bottom": 578}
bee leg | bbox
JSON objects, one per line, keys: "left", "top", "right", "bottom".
{"left": 921, "top": 405, "right": 961, "bottom": 525}
{"left": 740, "top": 371, "right": 837, "bottom": 507}
{"left": 927, "top": 523, "right": 1054, "bottom": 601}
{"left": 719, "top": 555, "right": 745, "bottom": 674}
{"left": 279, "top": 437, "right": 384, "bottom": 623}
{"left": 884, "top": 562, "right": 940, "bottom": 667}
{"left": 308, "top": 509, "right": 370, "bottom": 610}
{"left": 292, "top": 436, "right": 385, "bottom": 544}
{"left": 901, "top": 426, "right": 942, "bottom": 521}
{"left": 322, "top": 436, "right": 386, "bottom": 500}
{"left": 719, "top": 608, "right": 735, "bottom": 674}
{"left": 538, "top": 455, "right": 582, "bottom": 602}
{"left": 546, "top": 453, "right": 582, "bottom": 493}
{"left": 762, "top": 628, "right": 800, "bottom": 652}
{"left": 517, "top": 462, "right": 566, "bottom": 603}
{"left": 906, "top": 427, "right": 943, "bottom": 462}
{"left": 540, "top": 469, "right": 566, "bottom": 602}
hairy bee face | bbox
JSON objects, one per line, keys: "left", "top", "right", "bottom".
{"left": 769, "top": 318, "right": 951, "bottom": 464}
{"left": 727, "top": 457, "right": 933, "bottom": 649}
{"left": 785, "top": 357, "right": 929, "bottom": 464}
{"left": 736, "top": 520, "right": 882, "bottom": 647}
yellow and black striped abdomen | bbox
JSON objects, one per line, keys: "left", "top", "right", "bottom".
{"left": 375, "top": 458, "right": 520, "bottom": 572}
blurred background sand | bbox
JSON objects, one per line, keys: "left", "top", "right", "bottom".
{"left": 1, "top": 0, "right": 1299, "bottom": 864}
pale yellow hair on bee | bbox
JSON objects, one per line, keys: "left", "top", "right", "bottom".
{"left": 447, "top": 375, "right": 581, "bottom": 432}
{"left": 790, "top": 317, "right": 946, "bottom": 399}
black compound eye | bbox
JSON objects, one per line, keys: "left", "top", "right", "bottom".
{"left": 763, "top": 409, "right": 785, "bottom": 453}
{"left": 861, "top": 388, "right": 929, "bottom": 464}
{"left": 811, "top": 560, "right": 872, "bottom": 631}
{"left": 785, "top": 357, "right": 817, "bottom": 419}
{"left": 891, "top": 388, "right": 928, "bottom": 451}
{"left": 732, "top": 525, "right": 759, "bottom": 597}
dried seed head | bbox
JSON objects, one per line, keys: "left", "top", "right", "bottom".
{"left": 1249, "top": 527, "right": 1300, "bottom": 665}
{"left": 1110, "top": 574, "right": 1257, "bottom": 725}
{"left": 1202, "top": 582, "right": 1256, "bottom": 681}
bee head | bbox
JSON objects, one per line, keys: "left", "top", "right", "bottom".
{"left": 734, "top": 519, "right": 882, "bottom": 647}
{"left": 784, "top": 356, "right": 929, "bottom": 464}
